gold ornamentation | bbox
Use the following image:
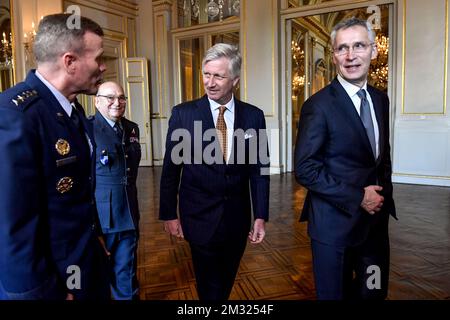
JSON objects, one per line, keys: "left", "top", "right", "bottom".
{"left": 370, "top": 34, "right": 389, "bottom": 91}
{"left": 55, "top": 139, "right": 70, "bottom": 156}
{"left": 56, "top": 177, "right": 73, "bottom": 194}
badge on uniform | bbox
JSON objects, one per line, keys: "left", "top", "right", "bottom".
{"left": 55, "top": 139, "right": 70, "bottom": 156}
{"left": 100, "top": 149, "right": 109, "bottom": 165}
{"left": 56, "top": 177, "right": 73, "bottom": 194}
{"left": 129, "top": 129, "right": 139, "bottom": 143}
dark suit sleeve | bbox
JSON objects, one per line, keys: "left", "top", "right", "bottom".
{"left": 0, "top": 107, "right": 62, "bottom": 299}
{"left": 249, "top": 109, "right": 270, "bottom": 221}
{"left": 380, "top": 95, "right": 396, "bottom": 217}
{"left": 294, "top": 99, "right": 364, "bottom": 216}
{"left": 87, "top": 116, "right": 104, "bottom": 237}
{"left": 159, "top": 106, "right": 183, "bottom": 220}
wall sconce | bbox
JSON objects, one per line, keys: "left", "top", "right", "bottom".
{"left": 0, "top": 31, "right": 13, "bottom": 68}
{"left": 23, "top": 21, "right": 37, "bottom": 70}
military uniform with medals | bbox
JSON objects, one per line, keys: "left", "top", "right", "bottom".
{"left": 0, "top": 70, "right": 109, "bottom": 300}
{"left": 90, "top": 112, "right": 141, "bottom": 300}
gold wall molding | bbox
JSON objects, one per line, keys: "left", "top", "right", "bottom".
{"left": 66, "top": 0, "right": 138, "bottom": 16}
{"left": 241, "top": 0, "right": 247, "bottom": 102}
{"left": 270, "top": 0, "right": 277, "bottom": 118}
{"left": 9, "top": 0, "right": 16, "bottom": 85}
{"left": 401, "top": 0, "right": 448, "bottom": 115}
{"left": 394, "top": 172, "right": 450, "bottom": 180}
{"left": 153, "top": 9, "right": 171, "bottom": 117}
{"left": 153, "top": 0, "right": 173, "bottom": 12}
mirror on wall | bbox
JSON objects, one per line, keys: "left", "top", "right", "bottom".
{"left": 286, "top": 4, "right": 392, "bottom": 171}
{"left": 0, "top": 0, "right": 14, "bottom": 92}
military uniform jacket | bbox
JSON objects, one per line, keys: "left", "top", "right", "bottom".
{"left": 91, "top": 113, "right": 141, "bottom": 233}
{"left": 0, "top": 71, "right": 107, "bottom": 299}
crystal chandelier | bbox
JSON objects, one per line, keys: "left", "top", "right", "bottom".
{"left": 184, "top": 0, "right": 200, "bottom": 19}
{"left": 291, "top": 39, "right": 305, "bottom": 99}
{"left": 205, "top": 0, "right": 240, "bottom": 21}
{"left": 181, "top": 0, "right": 240, "bottom": 25}
{"left": 370, "top": 34, "right": 389, "bottom": 91}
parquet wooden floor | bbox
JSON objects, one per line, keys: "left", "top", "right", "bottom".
{"left": 136, "top": 167, "right": 450, "bottom": 300}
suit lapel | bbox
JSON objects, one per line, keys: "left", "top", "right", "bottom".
{"left": 368, "top": 86, "right": 385, "bottom": 164}
{"left": 25, "top": 71, "right": 94, "bottom": 153}
{"left": 228, "top": 98, "right": 244, "bottom": 165}
{"left": 96, "top": 112, "right": 120, "bottom": 143}
{"left": 233, "top": 97, "right": 244, "bottom": 131}
{"left": 196, "top": 95, "right": 215, "bottom": 131}
{"left": 331, "top": 79, "right": 376, "bottom": 162}
{"left": 25, "top": 71, "right": 71, "bottom": 126}
{"left": 195, "top": 95, "right": 225, "bottom": 168}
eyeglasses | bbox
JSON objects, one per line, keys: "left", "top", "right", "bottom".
{"left": 97, "top": 95, "right": 128, "bottom": 104}
{"left": 333, "top": 41, "right": 374, "bottom": 56}
{"left": 203, "top": 72, "right": 228, "bottom": 81}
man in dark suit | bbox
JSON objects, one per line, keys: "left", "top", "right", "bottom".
{"left": 294, "top": 17, "right": 396, "bottom": 300}
{"left": 0, "top": 14, "right": 109, "bottom": 300}
{"left": 91, "top": 81, "right": 141, "bottom": 300}
{"left": 160, "top": 43, "right": 270, "bottom": 301}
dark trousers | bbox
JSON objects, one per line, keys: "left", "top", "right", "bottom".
{"left": 189, "top": 219, "right": 247, "bottom": 301}
{"left": 104, "top": 230, "right": 139, "bottom": 300}
{"left": 311, "top": 218, "right": 390, "bottom": 300}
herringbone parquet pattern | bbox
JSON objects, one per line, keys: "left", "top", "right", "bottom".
{"left": 136, "top": 167, "right": 450, "bottom": 300}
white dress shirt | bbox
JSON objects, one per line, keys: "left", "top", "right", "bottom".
{"left": 35, "top": 70, "right": 74, "bottom": 117}
{"left": 337, "top": 75, "right": 380, "bottom": 158}
{"left": 35, "top": 70, "right": 93, "bottom": 153}
{"left": 208, "top": 96, "right": 235, "bottom": 163}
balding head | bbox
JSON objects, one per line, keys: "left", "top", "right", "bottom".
{"left": 95, "top": 81, "right": 127, "bottom": 122}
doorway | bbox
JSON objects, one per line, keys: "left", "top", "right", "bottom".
{"left": 283, "top": 1, "right": 394, "bottom": 172}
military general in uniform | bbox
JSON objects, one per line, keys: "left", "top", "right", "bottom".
{"left": 91, "top": 81, "right": 141, "bottom": 300}
{"left": 0, "top": 14, "right": 109, "bottom": 300}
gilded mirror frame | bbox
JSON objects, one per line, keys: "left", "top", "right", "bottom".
{"left": 0, "top": 0, "right": 15, "bottom": 91}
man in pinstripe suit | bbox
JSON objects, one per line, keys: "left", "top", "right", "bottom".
{"left": 159, "top": 43, "right": 270, "bottom": 301}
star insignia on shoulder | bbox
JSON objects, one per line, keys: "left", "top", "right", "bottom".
{"left": 11, "top": 90, "right": 38, "bottom": 106}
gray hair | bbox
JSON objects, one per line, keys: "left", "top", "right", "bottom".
{"left": 202, "top": 43, "right": 241, "bottom": 79}
{"left": 33, "top": 13, "right": 104, "bottom": 64}
{"left": 330, "top": 17, "right": 375, "bottom": 47}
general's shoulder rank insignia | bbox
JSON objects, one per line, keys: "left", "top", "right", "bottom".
{"left": 11, "top": 90, "right": 38, "bottom": 107}
{"left": 56, "top": 177, "right": 73, "bottom": 193}
{"left": 55, "top": 139, "right": 70, "bottom": 156}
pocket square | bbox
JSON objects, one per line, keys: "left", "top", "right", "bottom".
{"left": 244, "top": 133, "right": 254, "bottom": 139}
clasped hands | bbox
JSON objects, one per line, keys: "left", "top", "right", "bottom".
{"left": 361, "top": 185, "right": 384, "bottom": 215}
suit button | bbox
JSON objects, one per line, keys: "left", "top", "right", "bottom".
{"left": 127, "top": 168, "right": 131, "bottom": 172}
{"left": 125, "top": 155, "right": 129, "bottom": 159}
{"left": 91, "top": 224, "right": 95, "bottom": 230}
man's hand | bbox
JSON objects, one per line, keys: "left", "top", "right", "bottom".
{"left": 361, "top": 185, "right": 384, "bottom": 215}
{"left": 98, "top": 236, "right": 111, "bottom": 256}
{"left": 248, "top": 218, "right": 266, "bottom": 244}
{"left": 164, "top": 219, "right": 184, "bottom": 239}
{"left": 66, "top": 293, "right": 74, "bottom": 300}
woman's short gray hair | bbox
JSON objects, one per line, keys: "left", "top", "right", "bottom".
{"left": 202, "top": 43, "right": 241, "bottom": 79}
{"left": 33, "top": 13, "right": 104, "bottom": 64}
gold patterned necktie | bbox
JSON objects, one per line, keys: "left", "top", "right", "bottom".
{"left": 216, "top": 106, "right": 227, "bottom": 161}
